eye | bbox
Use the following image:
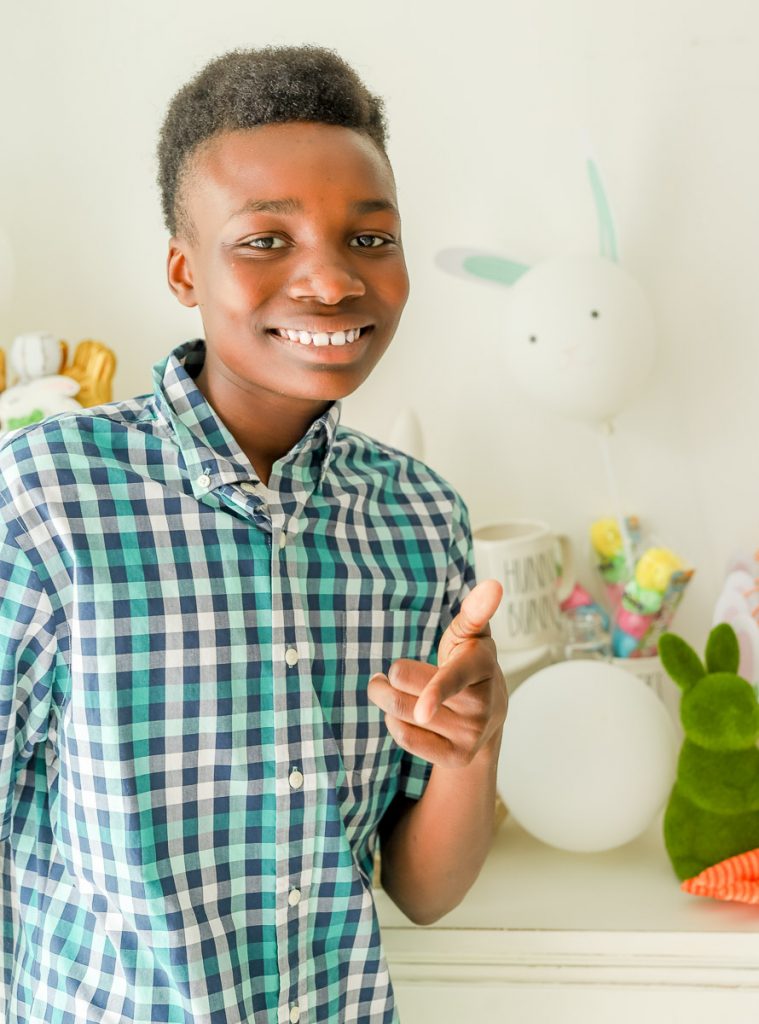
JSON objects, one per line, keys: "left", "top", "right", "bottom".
{"left": 351, "top": 234, "right": 388, "bottom": 248}
{"left": 529, "top": 335, "right": 537, "bottom": 344}
{"left": 591, "top": 309, "right": 600, "bottom": 318}
{"left": 244, "top": 237, "right": 287, "bottom": 250}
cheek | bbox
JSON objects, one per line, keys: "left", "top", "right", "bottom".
{"left": 370, "top": 268, "right": 409, "bottom": 326}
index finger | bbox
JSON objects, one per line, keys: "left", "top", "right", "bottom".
{"left": 413, "top": 639, "right": 495, "bottom": 725}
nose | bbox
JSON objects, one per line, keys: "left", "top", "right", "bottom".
{"left": 287, "top": 252, "right": 366, "bottom": 305}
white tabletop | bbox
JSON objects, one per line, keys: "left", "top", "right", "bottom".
{"left": 376, "top": 812, "right": 759, "bottom": 935}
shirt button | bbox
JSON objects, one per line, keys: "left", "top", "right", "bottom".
{"left": 289, "top": 1006, "right": 300, "bottom": 1024}
{"left": 285, "top": 647, "right": 299, "bottom": 667}
{"left": 279, "top": 532, "right": 287, "bottom": 550}
{"left": 240, "top": 481, "right": 257, "bottom": 494}
{"left": 196, "top": 473, "right": 211, "bottom": 490}
{"left": 289, "top": 768, "right": 304, "bottom": 790}
{"left": 288, "top": 888, "right": 301, "bottom": 907}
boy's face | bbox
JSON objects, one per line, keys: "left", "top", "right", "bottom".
{"left": 167, "top": 122, "right": 409, "bottom": 407}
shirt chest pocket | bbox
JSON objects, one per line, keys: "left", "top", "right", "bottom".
{"left": 326, "top": 602, "right": 438, "bottom": 776}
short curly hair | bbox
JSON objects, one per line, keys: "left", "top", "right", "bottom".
{"left": 156, "top": 45, "right": 391, "bottom": 241}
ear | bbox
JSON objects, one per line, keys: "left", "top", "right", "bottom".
{"left": 434, "top": 247, "right": 530, "bottom": 287}
{"left": 166, "top": 238, "right": 199, "bottom": 308}
{"left": 658, "top": 632, "right": 705, "bottom": 690}
{"left": 705, "top": 623, "right": 740, "bottom": 675}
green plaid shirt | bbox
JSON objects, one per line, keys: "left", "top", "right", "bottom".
{"left": 0, "top": 338, "right": 475, "bottom": 1024}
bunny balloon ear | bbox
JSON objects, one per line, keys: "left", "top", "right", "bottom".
{"left": 434, "top": 247, "right": 530, "bottom": 288}
{"left": 587, "top": 158, "right": 619, "bottom": 263}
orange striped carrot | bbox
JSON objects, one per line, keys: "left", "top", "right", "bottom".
{"left": 682, "top": 848, "right": 759, "bottom": 904}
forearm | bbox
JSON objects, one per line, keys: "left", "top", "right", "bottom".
{"left": 379, "top": 732, "right": 502, "bottom": 926}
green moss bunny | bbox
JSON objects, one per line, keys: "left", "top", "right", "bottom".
{"left": 658, "top": 623, "right": 759, "bottom": 880}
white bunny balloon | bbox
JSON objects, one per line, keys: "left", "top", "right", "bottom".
{"left": 436, "top": 160, "right": 657, "bottom": 427}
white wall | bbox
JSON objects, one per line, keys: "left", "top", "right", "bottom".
{"left": 2, "top": 0, "right": 758, "bottom": 652}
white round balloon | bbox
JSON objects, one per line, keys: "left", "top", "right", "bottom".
{"left": 504, "top": 255, "right": 656, "bottom": 424}
{"left": 499, "top": 659, "right": 677, "bottom": 852}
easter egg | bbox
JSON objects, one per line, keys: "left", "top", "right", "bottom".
{"left": 591, "top": 518, "right": 622, "bottom": 559}
{"left": 613, "top": 628, "right": 640, "bottom": 658}
{"left": 622, "top": 581, "right": 663, "bottom": 615}
{"left": 617, "top": 608, "right": 653, "bottom": 640}
{"left": 635, "top": 548, "right": 683, "bottom": 592}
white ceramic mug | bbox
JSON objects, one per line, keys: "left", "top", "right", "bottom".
{"left": 473, "top": 520, "right": 575, "bottom": 652}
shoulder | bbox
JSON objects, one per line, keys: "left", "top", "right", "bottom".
{"left": 331, "top": 424, "right": 470, "bottom": 524}
{"left": 0, "top": 394, "right": 155, "bottom": 507}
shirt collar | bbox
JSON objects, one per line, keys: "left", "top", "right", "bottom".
{"left": 151, "top": 338, "right": 342, "bottom": 499}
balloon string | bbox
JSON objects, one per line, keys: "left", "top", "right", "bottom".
{"left": 598, "top": 421, "right": 635, "bottom": 572}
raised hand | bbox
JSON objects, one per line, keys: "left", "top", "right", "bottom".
{"left": 367, "top": 579, "right": 507, "bottom": 768}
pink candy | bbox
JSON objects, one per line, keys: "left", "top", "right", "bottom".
{"left": 617, "top": 608, "right": 653, "bottom": 639}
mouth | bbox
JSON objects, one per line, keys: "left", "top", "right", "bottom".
{"left": 266, "top": 324, "right": 373, "bottom": 347}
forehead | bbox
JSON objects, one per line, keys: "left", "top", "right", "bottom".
{"left": 185, "top": 122, "right": 397, "bottom": 223}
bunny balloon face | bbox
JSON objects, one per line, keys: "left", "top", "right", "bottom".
{"left": 435, "top": 159, "right": 657, "bottom": 426}
{"left": 505, "top": 254, "right": 656, "bottom": 423}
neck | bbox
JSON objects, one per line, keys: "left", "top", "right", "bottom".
{"left": 194, "top": 360, "right": 332, "bottom": 487}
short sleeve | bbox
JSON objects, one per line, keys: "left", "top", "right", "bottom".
{"left": 397, "top": 493, "right": 477, "bottom": 800}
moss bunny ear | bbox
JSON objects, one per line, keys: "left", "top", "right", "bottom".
{"left": 705, "top": 623, "right": 740, "bottom": 675}
{"left": 659, "top": 632, "right": 705, "bottom": 690}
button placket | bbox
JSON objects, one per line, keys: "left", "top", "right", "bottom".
{"left": 270, "top": 501, "right": 308, "bottom": 1021}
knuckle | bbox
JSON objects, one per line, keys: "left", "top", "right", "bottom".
{"left": 391, "top": 693, "right": 408, "bottom": 719}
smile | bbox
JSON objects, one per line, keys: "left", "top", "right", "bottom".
{"left": 267, "top": 325, "right": 370, "bottom": 346}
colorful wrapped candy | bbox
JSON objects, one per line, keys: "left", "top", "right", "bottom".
{"left": 590, "top": 518, "right": 694, "bottom": 658}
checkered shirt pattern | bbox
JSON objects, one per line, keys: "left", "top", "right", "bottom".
{"left": 0, "top": 338, "right": 476, "bottom": 1023}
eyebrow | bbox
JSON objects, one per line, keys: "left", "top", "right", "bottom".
{"left": 227, "top": 197, "right": 399, "bottom": 220}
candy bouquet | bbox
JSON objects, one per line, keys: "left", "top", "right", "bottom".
{"left": 589, "top": 516, "right": 694, "bottom": 658}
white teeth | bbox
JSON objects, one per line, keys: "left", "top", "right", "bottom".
{"left": 273, "top": 326, "right": 366, "bottom": 345}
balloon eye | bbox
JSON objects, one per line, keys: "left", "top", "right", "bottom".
{"left": 529, "top": 335, "right": 537, "bottom": 344}
{"left": 591, "top": 310, "right": 600, "bottom": 318}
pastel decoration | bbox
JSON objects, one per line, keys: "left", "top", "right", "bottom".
{"left": 435, "top": 160, "right": 657, "bottom": 427}
{"left": 590, "top": 517, "right": 623, "bottom": 559}
{"left": 659, "top": 624, "right": 759, "bottom": 881}
{"left": 560, "top": 584, "right": 610, "bottom": 632}
{"left": 434, "top": 249, "right": 530, "bottom": 288}
{"left": 0, "top": 374, "right": 81, "bottom": 434}
{"left": 560, "top": 583, "right": 595, "bottom": 611}
{"left": 635, "top": 547, "right": 683, "bottom": 592}
{"left": 712, "top": 569, "right": 759, "bottom": 694}
{"left": 9, "top": 331, "right": 63, "bottom": 383}
{"left": 622, "top": 581, "right": 663, "bottom": 615}
{"left": 388, "top": 408, "right": 425, "bottom": 461}
{"left": 502, "top": 254, "right": 656, "bottom": 424}
{"left": 682, "top": 847, "right": 759, "bottom": 905}
{"left": 498, "top": 659, "right": 677, "bottom": 852}
{"left": 612, "top": 628, "right": 639, "bottom": 658}
{"left": 617, "top": 608, "right": 653, "bottom": 640}
{"left": 600, "top": 557, "right": 628, "bottom": 584}
{"left": 602, "top": 581, "right": 626, "bottom": 611}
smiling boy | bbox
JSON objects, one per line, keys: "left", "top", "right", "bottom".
{"left": 0, "top": 46, "right": 506, "bottom": 1023}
